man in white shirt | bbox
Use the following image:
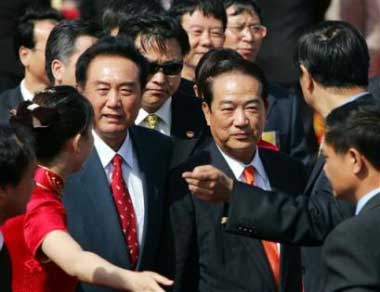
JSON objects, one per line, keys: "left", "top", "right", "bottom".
{"left": 320, "top": 100, "right": 380, "bottom": 291}
{"left": 63, "top": 36, "right": 173, "bottom": 292}
{"left": 169, "top": 57, "right": 306, "bottom": 292}
{"left": 0, "top": 7, "right": 61, "bottom": 123}
{"left": 119, "top": 14, "right": 206, "bottom": 139}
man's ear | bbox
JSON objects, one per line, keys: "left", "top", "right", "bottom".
{"left": 348, "top": 148, "right": 365, "bottom": 175}
{"left": 51, "top": 59, "right": 65, "bottom": 85}
{"left": 300, "top": 64, "right": 314, "bottom": 93}
{"left": 19, "top": 46, "right": 31, "bottom": 67}
{"left": 202, "top": 102, "right": 211, "bottom": 126}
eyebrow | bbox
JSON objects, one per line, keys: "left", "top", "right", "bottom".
{"left": 219, "top": 98, "right": 262, "bottom": 105}
{"left": 94, "top": 81, "right": 138, "bottom": 87}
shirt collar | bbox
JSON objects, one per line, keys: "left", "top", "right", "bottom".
{"left": 217, "top": 146, "right": 267, "bottom": 182}
{"left": 342, "top": 91, "right": 369, "bottom": 106}
{"left": 355, "top": 188, "right": 380, "bottom": 215}
{"left": 20, "top": 79, "right": 34, "bottom": 101}
{"left": 135, "top": 97, "right": 172, "bottom": 126}
{"left": 93, "top": 130, "right": 135, "bottom": 169}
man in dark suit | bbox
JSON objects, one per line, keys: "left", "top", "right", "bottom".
{"left": 223, "top": 0, "right": 309, "bottom": 162}
{"left": 320, "top": 101, "right": 380, "bottom": 291}
{"left": 118, "top": 14, "right": 206, "bottom": 140}
{"left": 0, "top": 7, "right": 61, "bottom": 123}
{"left": 182, "top": 21, "right": 374, "bottom": 292}
{"left": 63, "top": 36, "right": 173, "bottom": 292}
{"left": 0, "top": 124, "right": 36, "bottom": 292}
{"left": 170, "top": 58, "right": 305, "bottom": 291}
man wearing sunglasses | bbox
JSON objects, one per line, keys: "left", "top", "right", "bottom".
{"left": 119, "top": 14, "right": 206, "bottom": 140}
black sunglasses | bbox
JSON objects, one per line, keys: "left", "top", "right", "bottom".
{"left": 148, "top": 61, "right": 183, "bottom": 76}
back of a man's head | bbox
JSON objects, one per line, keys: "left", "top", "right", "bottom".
{"left": 45, "top": 20, "right": 101, "bottom": 85}
{"left": 296, "top": 21, "right": 369, "bottom": 89}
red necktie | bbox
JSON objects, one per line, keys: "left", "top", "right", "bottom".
{"left": 243, "top": 165, "right": 280, "bottom": 286}
{"left": 111, "top": 154, "right": 139, "bottom": 269}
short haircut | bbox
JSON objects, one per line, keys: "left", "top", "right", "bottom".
{"left": 14, "top": 6, "right": 62, "bottom": 53}
{"left": 195, "top": 48, "right": 242, "bottom": 98}
{"left": 325, "top": 100, "right": 380, "bottom": 170}
{"left": 223, "top": 0, "right": 263, "bottom": 23}
{"left": 295, "top": 21, "right": 369, "bottom": 88}
{"left": 102, "top": 0, "right": 164, "bottom": 34}
{"left": 45, "top": 20, "right": 101, "bottom": 84}
{"left": 0, "top": 124, "right": 35, "bottom": 187}
{"left": 170, "top": 0, "right": 227, "bottom": 31}
{"left": 197, "top": 53, "right": 268, "bottom": 106}
{"left": 76, "top": 36, "right": 149, "bottom": 90}
{"left": 10, "top": 86, "right": 94, "bottom": 163}
{"left": 118, "top": 13, "right": 190, "bottom": 56}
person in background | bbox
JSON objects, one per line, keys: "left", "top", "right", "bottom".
{"left": 2, "top": 86, "right": 172, "bottom": 292}
{"left": 0, "top": 124, "right": 35, "bottom": 292}
{"left": 0, "top": 7, "right": 62, "bottom": 123}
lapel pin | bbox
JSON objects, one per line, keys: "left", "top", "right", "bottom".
{"left": 186, "top": 130, "right": 195, "bottom": 139}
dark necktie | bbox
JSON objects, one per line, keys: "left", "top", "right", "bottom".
{"left": 111, "top": 154, "right": 139, "bottom": 269}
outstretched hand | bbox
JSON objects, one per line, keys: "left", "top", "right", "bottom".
{"left": 182, "top": 165, "right": 234, "bottom": 202}
{"left": 126, "top": 271, "right": 173, "bottom": 292}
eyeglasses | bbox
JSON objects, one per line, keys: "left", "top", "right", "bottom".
{"left": 227, "top": 24, "right": 267, "bottom": 38}
{"left": 148, "top": 61, "right": 183, "bottom": 76}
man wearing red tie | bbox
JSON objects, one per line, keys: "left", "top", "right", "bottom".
{"left": 169, "top": 57, "right": 306, "bottom": 292}
{"left": 63, "top": 36, "right": 173, "bottom": 292}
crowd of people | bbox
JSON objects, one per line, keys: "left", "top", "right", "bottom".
{"left": 0, "top": 0, "right": 380, "bottom": 292}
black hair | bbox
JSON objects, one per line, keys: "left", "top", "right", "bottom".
{"left": 118, "top": 13, "right": 190, "bottom": 56}
{"left": 45, "top": 20, "right": 101, "bottom": 84}
{"left": 14, "top": 6, "right": 62, "bottom": 56}
{"left": 196, "top": 49, "right": 267, "bottom": 106}
{"left": 0, "top": 124, "right": 35, "bottom": 187}
{"left": 76, "top": 36, "right": 149, "bottom": 90}
{"left": 102, "top": 0, "right": 164, "bottom": 34}
{"left": 325, "top": 100, "right": 380, "bottom": 170}
{"left": 295, "top": 20, "right": 369, "bottom": 88}
{"left": 195, "top": 48, "right": 243, "bottom": 98}
{"left": 170, "top": 0, "right": 227, "bottom": 31}
{"left": 223, "top": 0, "right": 263, "bottom": 23}
{"left": 10, "top": 86, "right": 94, "bottom": 163}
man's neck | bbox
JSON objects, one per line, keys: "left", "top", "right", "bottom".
{"left": 315, "top": 86, "right": 366, "bottom": 118}
{"left": 354, "top": 173, "right": 380, "bottom": 203}
{"left": 181, "top": 65, "right": 195, "bottom": 82}
{"left": 24, "top": 74, "right": 47, "bottom": 94}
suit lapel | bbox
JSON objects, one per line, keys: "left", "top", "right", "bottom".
{"left": 129, "top": 127, "right": 162, "bottom": 269}
{"left": 207, "top": 143, "right": 277, "bottom": 290}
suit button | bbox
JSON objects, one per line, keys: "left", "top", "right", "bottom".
{"left": 237, "top": 225, "right": 243, "bottom": 231}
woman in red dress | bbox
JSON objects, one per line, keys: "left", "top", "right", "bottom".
{"left": 2, "top": 86, "right": 172, "bottom": 292}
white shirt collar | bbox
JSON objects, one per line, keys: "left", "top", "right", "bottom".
{"left": 217, "top": 146, "right": 269, "bottom": 185}
{"left": 355, "top": 188, "right": 380, "bottom": 215}
{"left": 20, "top": 79, "right": 34, "bottom": 101}
{"left": 342, "top": 91, "right": 369, "bottom": 106}
{"left": 0, "top": 231, "right": 3, "bottom": 250}
{"left": 93, "top": 130, "right": 135, "bottom": 170}
{"left": 135, "top": 97, "right": 172, "bottom": 128}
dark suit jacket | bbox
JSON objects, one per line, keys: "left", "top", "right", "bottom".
{"left": 0, "top": 244, "right": 12, "bottom": 292}
{"left": 63, "top": 126, "right": 172, "bottom": 292}
{"left": 170, "top": 140, "right": 306, "bottom": 292}
{"left": 0, "top": 85, "right": 23, "bottom": 123}
{"left": 224, "top": 94, "right": 375, "bottom": 292}
{"left": 170, "top": 78, "right": 206, "bottom": 140}
{"left": 321, "top": 193, "right": 380, "bottom": 292}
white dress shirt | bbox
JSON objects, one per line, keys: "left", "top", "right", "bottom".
{"left": 135, "top": 97, "right": 172, "bottom": 136}
{"left": 20, "top": 79, "right": 34, "bottom": 101}
{"left": 93, "top": 130, "right": 145, "bottom": 245}
{"left": 355, "top": 188, "right": 380, "bottom": 215}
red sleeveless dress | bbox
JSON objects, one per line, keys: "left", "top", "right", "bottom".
{"left": 2, "top": 166, "right": 78, "bottom": 292}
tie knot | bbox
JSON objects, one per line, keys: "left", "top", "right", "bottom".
{"left": 243, "top": 165, "right": 255, "bottom": 185}
{"left": 112, "top": 154, "right": 123, "bottom": 167}
{"left": 145, "top": 113, "right": 160, "bottom": 129}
